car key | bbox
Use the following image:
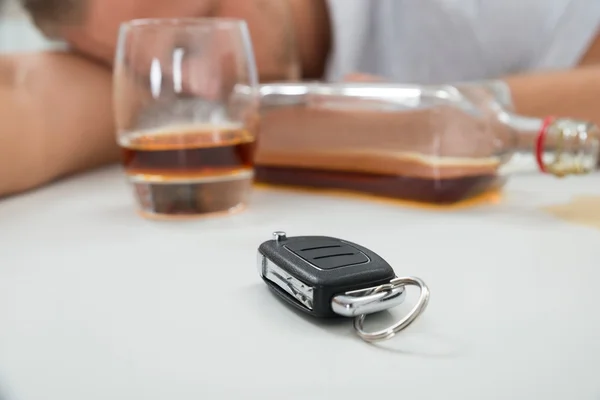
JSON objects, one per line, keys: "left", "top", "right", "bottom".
{"left": 257, "top": 231, "right": 403, "bottom": 318}
{"left": 257, "top": 231, "right": 430, "bottom": 342}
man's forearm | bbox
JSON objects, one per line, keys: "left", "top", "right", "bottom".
{"left": 504, "top": 66, "right": 600, "bottom": 125}
{"left": 0, "top": 52, "right": 118, "bottom": 197}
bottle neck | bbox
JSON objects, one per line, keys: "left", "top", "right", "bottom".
{"left": 499, "top": 112, "right": 600, "bottom": 177}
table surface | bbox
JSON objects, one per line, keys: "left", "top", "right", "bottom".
{"left": 1, "top": 166, "right": 599, "bottom": 400}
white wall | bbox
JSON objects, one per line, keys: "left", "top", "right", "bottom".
{"left": 0, "top": 0, "right": 65, "bottom": 53}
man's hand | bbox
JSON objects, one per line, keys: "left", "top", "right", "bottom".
{"left": 0, "top": 52, "right": 117, "bottom": 197}
{"left": 505, "top": 66, "right": 600, "bottom": 126}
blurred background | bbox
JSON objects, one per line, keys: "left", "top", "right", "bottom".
{"left": 0, "top": 0, "right": 63, "bottom": 52}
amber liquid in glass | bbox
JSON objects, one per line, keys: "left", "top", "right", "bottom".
{"left": 120, "top": 125, "right": 256, "bottom": 217}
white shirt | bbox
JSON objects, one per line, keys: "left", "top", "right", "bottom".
{"left": 325, "top": 0, "right": 600, "bottom": 83}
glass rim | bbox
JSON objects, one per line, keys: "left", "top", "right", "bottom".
{"left": 121, "top": 17, "right": 248, "bottom": 30}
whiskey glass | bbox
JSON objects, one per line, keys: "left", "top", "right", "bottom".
{"left": 114, "top": 18, "right": 259, "bottom": 218}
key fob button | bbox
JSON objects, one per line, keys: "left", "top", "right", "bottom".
{"left": 284, "top": 238, "right": 369, "bottom": 270}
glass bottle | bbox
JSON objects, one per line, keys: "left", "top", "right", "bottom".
{"left": 253, "top": 81, "right": 600, "bottom": 205}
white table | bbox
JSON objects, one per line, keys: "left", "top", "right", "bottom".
{"left": 1, "top": 166, "right": 599, "bottom": 400}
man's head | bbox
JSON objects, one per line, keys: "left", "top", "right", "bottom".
{"left": 21, "top": 0, "right": 83, "bottom": 24}
{"left": 18, "top": 0, "right": 327, "bottom": 81}
{"left": 20, "top": 0, "right": 85, "bottom": 38}
{"left": 19, "top": 0, "right": 219, "bottom": 64}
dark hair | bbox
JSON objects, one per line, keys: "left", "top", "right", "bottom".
{"left": 18, "top": 0, "right": 85, "bottom": 37}
{"left": 20, "top": 0, "right": 84, "bottom": 25}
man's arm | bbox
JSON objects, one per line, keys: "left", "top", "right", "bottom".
{"left": 505, "top": 66, "right": 600, "bottom": 125}
{"left": 0, "top": 52, "right": 117, "bottom": 197}
{"left": 504, "top": 31, "right": 600, "bottom": 125}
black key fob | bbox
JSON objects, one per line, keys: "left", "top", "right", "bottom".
{"left": 257, "top": 231, "right": 397, "bottom": 318}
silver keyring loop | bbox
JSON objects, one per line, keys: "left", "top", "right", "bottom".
{"left": 353, "top": 276, "right": 430, "bottom": 343}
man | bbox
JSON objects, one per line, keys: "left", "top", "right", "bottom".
{"left": 1, "top": 0, "right": 599, "bottom": 197}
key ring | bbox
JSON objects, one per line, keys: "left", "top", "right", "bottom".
{"left": 353, "top": 276, "right": 430, "bottom": 343}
